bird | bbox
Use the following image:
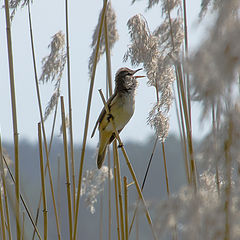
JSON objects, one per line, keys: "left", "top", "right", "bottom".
{"left": 91, "top": 67, "right": 144, "bottom": 169}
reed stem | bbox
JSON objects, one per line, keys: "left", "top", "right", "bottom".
{"left": 0, "top": 135, "right": 12, "bottom": 240}
{"left": 4, "top": 1, "right": 20, "bottom": 238}
{"left": 38, "top": 123, "right": 48, "bottom": 240}
{"left": 60, "top": 97, "right": 73, "bottom": 240}
{"left": 65, "top": 0, "right": 76, "bottom": 216}
{"left": 0, "top": 138, "right": 6, "bottom": 240}
{"left": 113, "top": 142, "right": 125, "bottom": 240}
{"left": 123, "top": 177, "right": 128, "bottom": 240}
{"left": 113, "top": 153, "right": 121, "bottom": 240}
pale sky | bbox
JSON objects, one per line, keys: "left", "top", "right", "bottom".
{"left": 0, "top": 0, "right": 209, "bottom": 146}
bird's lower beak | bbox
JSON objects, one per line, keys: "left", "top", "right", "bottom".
{"left": 133, "top": 68, "right": 145, "bottom": 78}
{"left": 134, "top": 75, "right": 145, "bottom": 79}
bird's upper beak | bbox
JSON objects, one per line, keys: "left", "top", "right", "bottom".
{"left": 133, "top": 68, "right": 145, "bottom": 79}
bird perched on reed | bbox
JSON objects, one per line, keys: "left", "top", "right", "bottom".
{"left": 91, "top": 67, "right": 144, "bottom": 169}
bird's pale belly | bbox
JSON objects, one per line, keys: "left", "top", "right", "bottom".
{"left": 105, "top": 95, "right": 135, "bottom": 132}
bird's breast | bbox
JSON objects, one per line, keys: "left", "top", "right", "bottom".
{"left": 105, "top": 93, "right": 135, "bottom": 132}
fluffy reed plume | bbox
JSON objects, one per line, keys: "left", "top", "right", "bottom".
{"left": 88, "top": 1, "right": 118, "bottom": 76}
{"left": 80, "top": 166, "right": 113, "bottom": 214}
{"left": 39, "top": 31, "right": 66, "bottom": 121}
{"left": 152, "top": 169, "right": 240, "bottom": 240}
{"left": 8, "top": 0, "right": 30, "bottom": 19}
{"left": 151, "top": 1, "right": 240, "bottom": 238}
{"left": 189, "top": 0, "right": 240, "bottom": 120}
{"left": 124, "top": 5, "right": 183, "bottom": 141}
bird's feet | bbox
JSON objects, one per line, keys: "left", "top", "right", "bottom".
{"left": 107, "top": 113, "right": 114, "bottom": 122}
{"left": 118, "top": 143, "right": 123, "bottom": 148}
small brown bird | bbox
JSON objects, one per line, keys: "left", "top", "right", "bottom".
{"left": 91, "top": 67, "right": 144, "bottom": 169}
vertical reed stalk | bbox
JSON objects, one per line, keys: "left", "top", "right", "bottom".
{"left": 98, "top": 89, "right": 158, "bottom": 240}
{"left": 21, "top": 212, "right": 25, "bottom": 240}
{"left": 123, "top": 177, "right": 128, "bottom": 240}
{"left": 212, "top": 105, "right": 220, "bottom": 195}
{"left": 0, "top": 148, "right": 6, "bottom": 240}
{"left": 65, "top": 0, "right": 76, "bottom": 216}
{"left": 176, "top": 64, "right": 196, "bottom": 189}
{"left": 224, "top": 119, "right": 233, "bottom": 240}
{"left": 113, "top": 142, "right": 125, "bottom": 240}
{"left": 4, "top": 1, "right": 20, "bottom": 238}
{"left": 104, "top": 11, "right": 113, "bottom": 240}
{"left": 113, "top": 155, "right": 121, "bottom": 240}
{"left": 0, "top": 135, "right": 12, "bottom": 240}
{"left": 99, "top": 193, "right": 103, "bottom": 240}
{"left": 174, "top": 87, "right": 190, "bottom": 184}
{"left": 38, "top": 123, "right": 48, "bottom": 240}
{"left": 60, "top": 96, "right": 73, "bottom": 240}
{"left": 27, "top": 3, "right": 61, "bottom": 238}
{"left": 73, "top": 1, "right": 108, "bottom": 239}
{"left": 182, "top": 0, "right": 191, "bottom": 126}
{"left": 161, "top": 143, "right": 170, "bottom": 196}
{"left": 107, "top": 149, "right": 112, "bottom": 240}
{"left": 57, "top": 156, "right": 61, "bottom": 219}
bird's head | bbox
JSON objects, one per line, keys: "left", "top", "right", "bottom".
{"left": 115, "top": 67, "right": 144, "bottom": 93}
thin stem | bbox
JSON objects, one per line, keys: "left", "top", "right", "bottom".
{"left": 129, "top": 137, "right": 158, "bottom": 236}
{"left": 60, "top": 97, "right": 73, "bottom": 240}
{"left": 38, "top": 123, "right": 48, "bottom": 240}
{"left": 113, "top": 142, "right": 125, "bottom": 240}
{"left": 65, "top": 0, "right": 76, "bottom": 216}
{"left": 107, "top": 149, "right": 112, "bottom": 240}
{"left": 0, "top": 136, "right": 12, "bottom": 240}
{"left": 113, "top": 151, "right": 121, "bottom": 240}
{"left": 0, "top": 139, "right": 6, "bottom": 240}
{"left": 104, "top": 10, "right": 113, "bottom": 240}
{"left": 161, "top": 143, "right": 170, "bottom": 196}
{"left": 174, "top": 86, "right": 190, "bottom": 184}
{"left": 124, "top": 177, "right": 128, "bottom": 240}
{"left": 182, "top": 0, "right": 191, "bottom": 128}
{"left": 27, "top": 3, "right": 61, "bottom": 238}
{"left": 73, "top": 1, "right": 108, "bottom": 239}
{"left": 4, "top": 1, "right": 20, "bottom": 238}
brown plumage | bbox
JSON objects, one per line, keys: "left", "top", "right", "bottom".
{"left": 91, "top": 67, "right": 144, "bottom": 169}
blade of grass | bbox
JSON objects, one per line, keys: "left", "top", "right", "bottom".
{"left": 38, "top": 123, "right": 48, "bottom": 240}
{"left": 60, "top": 96, "right": 73, "bottom": 240}
{"left": 4, "top": 1, "right": 20, "bottom": 238}
{"left": 73, "top": 1, "right": 108, "bottom": 239}
{"left": 98, "top": 89, "right": 158, "bottom": 240}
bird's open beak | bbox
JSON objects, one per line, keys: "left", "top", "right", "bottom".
{"left": 133, "top": 68, "right": 145, "bottom": 79}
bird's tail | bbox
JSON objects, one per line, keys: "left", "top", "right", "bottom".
{"left": 97, "top": 145, "right": 107, "bottom": 169}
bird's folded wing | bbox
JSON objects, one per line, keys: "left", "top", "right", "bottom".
{"left": 91, "top": 92, "right": 117, "bottom": 138}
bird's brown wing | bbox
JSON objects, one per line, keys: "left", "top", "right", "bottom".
{"left": 91, "top": 92, "right": 117, "bottom": 138}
